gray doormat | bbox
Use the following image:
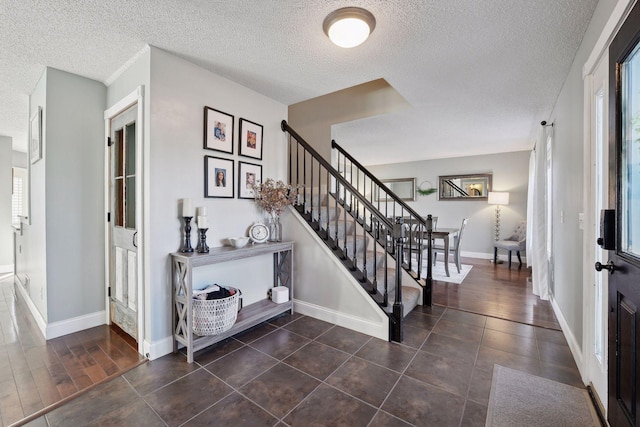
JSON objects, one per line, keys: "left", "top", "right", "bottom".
{"left": 486, "top": 365, "right": 600, "bottom": 426}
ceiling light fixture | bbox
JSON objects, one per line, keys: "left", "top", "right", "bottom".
{"left": 323, "top": 7, "right": 376, "bottom": 48}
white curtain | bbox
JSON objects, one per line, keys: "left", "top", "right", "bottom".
{"left": 527, "top": 127, "right": 550, "bottom": 300}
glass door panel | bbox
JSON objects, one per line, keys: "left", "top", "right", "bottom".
{"left": 621, "top": 43, "right": 640, "bottom": 258}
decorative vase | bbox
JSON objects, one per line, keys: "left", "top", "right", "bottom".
{"left": 268, "top": 215, "right": 282, "bottom": 242}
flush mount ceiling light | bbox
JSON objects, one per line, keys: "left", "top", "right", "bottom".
{"left": 323, "top": 7, "right": 376, "bottom": 48}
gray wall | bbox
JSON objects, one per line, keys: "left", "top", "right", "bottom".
{"left": 546, "top": 0, "right": 618, "bottom": 349}
{"left": 23, "top": 69, "right": 48, "bottom": 319}
{"left": 110, "top": 47, "right": 289, "bottom": 348}
{"left": 22, "top": 67, "right": 107, "bottom": 323}
{"left": 0, "top": 135, "right": 12, "bottom": 271}
{"left": 44, "top": 68, "right": 106, "bottom": 323}
{"left": 13, "top": 151, "right": 27, "bottom": 168}
{"left": 368, "top": 150, "right": 530, "bottom": 257}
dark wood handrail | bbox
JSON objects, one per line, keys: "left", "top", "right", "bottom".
{"left": 281, "top": 120, "right": 395, "bottom": 231}
{"left": 331, "top": 140, "right": 428, "bottom": 228}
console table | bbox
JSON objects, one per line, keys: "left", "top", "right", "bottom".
{"left": 171, "top": 241, "right": 293, "bottom": 363}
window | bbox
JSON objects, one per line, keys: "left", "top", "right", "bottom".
{"left": 12, "top": 167, "right": 27, "bottom": 226}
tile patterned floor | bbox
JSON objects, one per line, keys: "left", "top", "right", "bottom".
{"left": 22, "top": 306, "right": 586, "bottom": 427}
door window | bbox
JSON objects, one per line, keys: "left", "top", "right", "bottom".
{"left": 113, "top": 122, "right": 136, "bottom": 229}
{"left": 621, "top": 43, "right": 640, "bottom": 258}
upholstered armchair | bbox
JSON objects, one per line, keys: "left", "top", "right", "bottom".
{"left": 494, "top": 220, "right": 526, "bottom": 268}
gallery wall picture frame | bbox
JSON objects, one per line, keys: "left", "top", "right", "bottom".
{"left": 204, "top": 106, "right": 234, "bottom": 154}
{"left": 205, "top": 156, "right": 234, "bottom": 198}
{"left": 238, "top": 161, "right": 262, "bottom": 199}
{"left": 238, "top": 118, "right": 263, "bottom": 160}
{"left": 30, "top": 106, "right": 42, "bottom": 164}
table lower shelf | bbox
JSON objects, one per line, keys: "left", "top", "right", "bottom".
{"left": 176, "top": 298, "right": 293, "bottom": 362}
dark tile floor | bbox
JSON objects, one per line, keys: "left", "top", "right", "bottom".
{"left": 22, "top": 306, "right": 587, "bottom": 427}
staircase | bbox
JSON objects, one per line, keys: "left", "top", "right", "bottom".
{"left": 281, "top": 120, "right": 435, "bottom": 342}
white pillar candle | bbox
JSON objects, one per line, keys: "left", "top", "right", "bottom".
{"left": 197, "top": 206, "right": 207, "bottom": 216}
{"left": 182, "top": 198, "right": 193, "bottom": 217}
{"left": 197, "top": 215, "right": 208, "bottom": 229}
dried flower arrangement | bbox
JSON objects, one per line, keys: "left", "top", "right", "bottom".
{"left": 252, "top": 178, "right": 298, "bottom": 218}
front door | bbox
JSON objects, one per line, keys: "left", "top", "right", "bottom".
{"left": 109, "top": 104, "right": 138, "bottom": 342}
{"left": 587, "top": 51, "right": 609, "bottom": 410}
{"left": 607, "top": 3, "right": 640, "bottom": 425}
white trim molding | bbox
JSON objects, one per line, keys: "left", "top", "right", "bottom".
{"left": 583, "top": 0, "right": 636, "bottom": 77}
{"left": 104, "top": 86, "right": 146, "bottom": 356}
{"left": 294, "top": 299, "right": 388, "bottom": 341}
{"left": 46, "top": 311, "right": 107, "bottom": 340}
{"left": 104, "top": 45, "right": 150, "bottom": 86}
{"left": 550, "top": 294, "right": 586, "bottom": 384}
{"left": 14, "top": 278, "right": 47, "bottom": 338}
{"left": 144, "top": 336, "right": 174, "bottom": 361}
{"left": 0, "top": 264, "right": 14, "bottom": 273}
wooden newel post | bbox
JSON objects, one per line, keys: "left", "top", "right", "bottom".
{"left": 425, "top": 214, "right": 433, "bottom": 306}
{"left": 393, "top": 217, "right": 404, "bottom": 342}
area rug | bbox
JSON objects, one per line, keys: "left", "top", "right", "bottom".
{"left": 486, "top": 365, "right": 600, "bottom": 427}
{"left": 411, "top": 260, "right": 472, "bottom": 284}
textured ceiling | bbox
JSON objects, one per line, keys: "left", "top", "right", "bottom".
{"left": 1, "top": 0, "right": 598, "bottom": 163}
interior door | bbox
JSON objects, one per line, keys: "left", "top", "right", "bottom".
{"left": 607, "top": 3, "right": 640, "bottom": 425}
{"left": 109, "top": 104, "right": 138, "bottom": 341}
{"left": 587, "top": 52, "right": 609, "bottom": 410}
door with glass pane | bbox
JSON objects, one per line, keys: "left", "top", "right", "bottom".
{"left": 607, "top": 4, "right": 640, "bottom": 425}
{"left": 588, "top": 53, "right": 609, "bottom": 410}
{"left": 109, "top": 104, "right": 138, "bottom": 341}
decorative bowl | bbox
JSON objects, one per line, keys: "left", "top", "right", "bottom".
{"left": 229, "top": 237, "right": 250, "bottom": 248}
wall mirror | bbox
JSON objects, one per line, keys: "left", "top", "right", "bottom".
{"left": 377, "top": 178, "right": 416, "bottom": 201}
{"left": 438, "top": 173, "right": 492, "bottom": 200}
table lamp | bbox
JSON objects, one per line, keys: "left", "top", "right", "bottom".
{"left": 488, "top": 192, "right": 510, "bottom": 241}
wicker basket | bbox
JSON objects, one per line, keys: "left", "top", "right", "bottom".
{"left": 192, "top": 287, "right": 239, "bottom": 336}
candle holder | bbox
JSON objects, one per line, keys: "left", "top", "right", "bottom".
{"left": 180, "top": 216, "right": 194, "bottom": 253}
{"left": 197, "top": 228, "right": 209, "bottom": 254}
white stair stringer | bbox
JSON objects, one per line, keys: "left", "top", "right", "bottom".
{"left": 282, "top": 208, "right": 389, "bottom": 340}
{"left": 300, "top": 189, "right": 424, "bottom": 317}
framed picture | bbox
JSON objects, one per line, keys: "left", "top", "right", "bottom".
{"left": 205, "top": 156, "right": 234, "bottom": 198}
{"left": 204, "top": 106, "right": 234, "bottom": 154}
{"left": 238, "top": 161, "right": 262, "bottom": 199}
{"left": 238, "top": 118, "right": 263, "bottom": 160}
{"left": 30, "top": 106, "right": 42, "bottom": 164}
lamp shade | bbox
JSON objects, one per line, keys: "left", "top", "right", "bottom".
{"left": 323, "top": 7, "right": 376, "bottom": 48}
{"left": 488, "top": 192, "right": 510, "bottom": 205}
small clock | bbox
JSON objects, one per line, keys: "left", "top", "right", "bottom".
{"left": 249, "top": 222, "right": 269, "bottom": 243}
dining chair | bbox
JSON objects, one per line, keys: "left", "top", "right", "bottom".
{"left": 433, "top": 218, "right": 469, "bottom": 274}
{"left": 400, "top": 217, "right": 431, "bottom": 271}
{"left": 494, "top": 220, "right": 526, "bottom": 268}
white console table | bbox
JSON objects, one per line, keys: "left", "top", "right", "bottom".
{"left": 171, "top": 241, "right": 293, "bottom": 363}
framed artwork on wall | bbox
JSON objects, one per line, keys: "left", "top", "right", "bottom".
{"left": 204, "top": 106, "right": 234, "bottom": 154}
{"left": 238, "top": 161, "right": 262, "bottom": 199}
{"left": 238, "top": 118, "right": 263, "bottom": 160}
{"left": 205, "top": 156, "right": 234, "bottom": 198}
{"left": 30, "top": 106, "right": 42, "bottom": 164}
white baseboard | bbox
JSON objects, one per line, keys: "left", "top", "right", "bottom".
{"left": 0, "top": 264, "right": 13, "bottom": 273}
{"left": 144, "top": 336, "right": 174, "bottom": 360}
{"left": 14, "top": 278, "right": 47, "bottom": 338}
{"left": 294, "top": 299, "right": 388, "bottom": 341}
{"left": 550, "top": 294, "right": 586, "bottom": 384}
{"left": 46, "top": 310, "right": 107, "bottom": 339}
{"left": 14, "top": 275, "right": 108, "bottom": 340}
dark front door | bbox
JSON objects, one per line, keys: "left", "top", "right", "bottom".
{"left": 607, "top": 3, "right": 640, "bottom": 425}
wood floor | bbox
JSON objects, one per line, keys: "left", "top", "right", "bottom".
{"left": 0, "top": 275, "right": 145, "bottom": 427}
{"left": 432, "top": 257, "right": 561, "bottom": 330}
